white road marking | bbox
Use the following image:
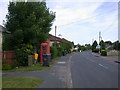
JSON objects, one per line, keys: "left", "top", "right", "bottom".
{"left": 57, "top": 61, "right": 66, "bottom": 64}
{"left": 98, "top": 64, "right": 108, "bottom": 69}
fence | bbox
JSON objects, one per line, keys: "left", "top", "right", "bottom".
{"left": 2, "top": 51, "right": 15, "bottom": 64}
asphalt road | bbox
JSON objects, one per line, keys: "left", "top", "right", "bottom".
{"left": 71, "top": 51, "right": 118, "bottom": 88}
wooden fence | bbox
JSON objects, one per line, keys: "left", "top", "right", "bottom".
{"left": 2, "top": 51, "right": 15, "bottom": 64}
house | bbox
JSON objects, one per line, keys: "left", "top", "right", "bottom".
{"left": 105, "top": 41, "right": 113, "bottom": 50}
{"left": 0, "top": 25, "right": 12, "bottom": 62}
{"left": 48, "top": 34, "right": 62, "bottom": 46}
{"left": 0, "top": 25, "right": 11, "bottom": 50}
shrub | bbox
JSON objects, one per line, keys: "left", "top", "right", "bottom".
{"left": 57, "top": 47, "right": 64, "bottom": 56}
{"left": 92, "top": 49, "right": 99, "bottom": 53}
{"left": 15, "top": 44, "right": 34, "bottom": 66}
{"left": 73, "top": 50, "right": 77, "bottom": 52}
{"left": 101, "top": 50, "right": 107, "bottom": 56}
{"left": 50, "top": 46, "right": 58, "bottom": 59}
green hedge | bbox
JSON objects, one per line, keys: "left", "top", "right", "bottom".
{"left": 15, "top": 44, "right": 34, "bottom": 66}
{"left": 57, "top": 47, "right": 64, "bottom": 56}
{"left": 73, "top": 50, "right": 77, "bottom": 52}
{"left": 50, "top": 46, "right": 58, "bottom": 59}
{"left": 101, "top": 50, "right": 107, "bottom": 56}
{"left": 92, "top": 49, "right": 99, "bottom": 53}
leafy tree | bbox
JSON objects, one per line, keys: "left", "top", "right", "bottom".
{"left": 113, "top": 41, "right": 120, "bottom": 50}
{"left": 105, "top": 41, "right": 112, "bottom": 45}
{"left": 60, "top": 41, "right": 73, "bottom": 53}
{"left": 92, "top": 40, "right": 98, "bottom": 50}
{"left": 99, "top": 40, "right": 106, "bottom": 50}
{"left": 85, "top": 44, "right": 91, "bottom": 50}
{"left": 2, "top": 34, "right": 13, "bottom": 50}
{"left": 5, "top": 1, "right": 55, "bottom": 48}
{"left": 80, "top": 45, "right": 86, "bottom": 51}
{"left": 77, "top": 44, "right": 81, "bottom": 51}
{"left": 4, "top": 1, "right": 55, "bottom": 66}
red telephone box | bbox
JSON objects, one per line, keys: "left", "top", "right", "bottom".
{"left": 40, "top": 41, "right": 51, "bottom": 66}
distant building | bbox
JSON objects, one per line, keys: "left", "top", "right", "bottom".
{"left": 48, "top": 34, "right": 74, "bottom": 51}
{"left": 106, "top": 45, "right": 114, "bottom": 50}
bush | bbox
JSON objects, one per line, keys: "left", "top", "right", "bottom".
{"left": 101, "top": 50, "right": 107, "bottom": 56}
{"left": 50, "top": 46, "right": 58, "bottom": 59}
{"left": 73, "top": 50, "right": 77, "bottom": 52}
{"left": 15, "top": 44, "right": 34, "bottom": 66}
{"left": 57, "top": 47, "right": 64, "bottom": 56}
{"left": 2, "top": 64, "right": 13, "bottom": 70}
{"left": 92, "top": 49, "right": 99, "bottom": 53}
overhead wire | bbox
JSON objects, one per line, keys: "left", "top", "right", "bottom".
{"left": 57, "top": 8, "right": 117, "bottom": 27}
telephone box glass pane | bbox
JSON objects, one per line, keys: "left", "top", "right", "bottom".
{"left": 43, "top": 46, "right": 47, "bottom": 54}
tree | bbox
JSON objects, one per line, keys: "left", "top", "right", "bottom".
{"left": 105, "top": 41, "right": 112, "bottom": 45}
{"left": 113, "top": 41, "right": 120, "bottom": 50}
{"left": 5, "top": 1, "right": 55, "bottom": 49}
{"left": 99, "top": 40, "right": 106, "bottom": 50}
{"left": 77, "top": 44, "right": 81, "bottom": 52}
{"left": 60, "top": 41, "right": 73, "bottom": 53}
{"left": 92, "top": 40, "right": 98, "bottom": 50}
{"left": 85, "top": 44, "right": 91, "bottom": 50}
{"left": 4, "top": 1, "right": 55, "bottom": 66}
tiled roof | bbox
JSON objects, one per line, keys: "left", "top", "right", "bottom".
{"left": 49, "top": 34, "right": 62, "bottom": 42}
{"left": 48, "top": 34, "right": 71, "bottom": 43}
{"left": 0, "top": 25, "right": 11, "bottom": 34}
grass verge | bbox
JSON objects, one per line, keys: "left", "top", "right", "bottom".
{"left": 54, "top": 56, "right": 61, "bottom": 59}
{"left": 50, "top": 61, "right": 58, "bottom": 64}
{"left": 2, "top": 63, "right": 51, "bottom": 72}
{"left": 2, "top": 77, "right": 43, "bottom": 88}
{"left": 2, "top": 60, "right": 59, "bottom": 72}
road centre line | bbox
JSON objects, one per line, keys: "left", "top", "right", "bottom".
{"left": 85, "top": 56, "right": 108, "bottom": 69}
{"left": 98, "top": 64, "right": 108, "bottom": 69}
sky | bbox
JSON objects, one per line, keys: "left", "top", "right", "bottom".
{"left": 0, "top": 0, "right": 119, "bottom": 45}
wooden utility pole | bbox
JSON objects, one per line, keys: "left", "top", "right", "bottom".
{"left": 99, "top": 32, "right": 101, "bottom": 45}
{"left": 99, "top": 32, "right": 101, "bottom": 53}
{"left": 55, "top": 26, "right": 57, "bottom": 47}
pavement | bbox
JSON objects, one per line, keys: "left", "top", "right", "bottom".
{"left": 92, "top": 51, "right": 119, "bottom": 62}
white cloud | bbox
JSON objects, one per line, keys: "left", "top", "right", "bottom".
{"left": 0, "top": 2, "right": 9, "bottom": 26}
{"left": 0, "top": 0, "right": 118, "bottom": 45}
{"left": 49, "top": 1, "right": 118, "bottom": 45}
